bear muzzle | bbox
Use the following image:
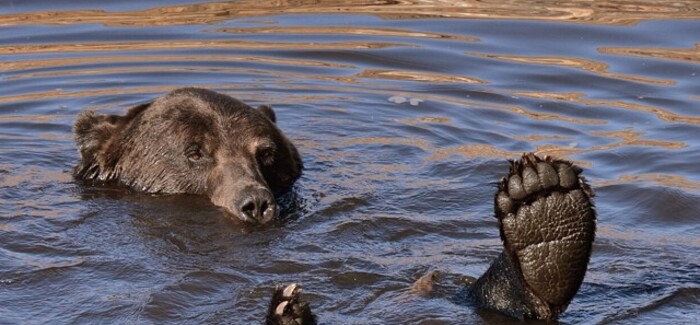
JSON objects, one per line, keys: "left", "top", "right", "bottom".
{"left": 211, "top": 184, "right": 279, "bottom": 224}
{"left": 207, "top": 158, "right": 281, "bottom": 224}
{"left": 233, "top": 185, "right": 279, "bottom": 224}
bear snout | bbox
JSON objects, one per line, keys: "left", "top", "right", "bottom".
{"left": 233, "top": 186, "right": 279, "bottom": 224}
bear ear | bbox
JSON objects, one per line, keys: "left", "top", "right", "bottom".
{"left": 74, "top": 110, "right": 120, "bottom": 158}
{"left": 74, "top": 102, "right": 152, "bottom": 153}
{"left": 257, "top": 105, "right": 276, "bottom": 124}
{"left": 74, "top": 102, "right": 151, "bottom": 177}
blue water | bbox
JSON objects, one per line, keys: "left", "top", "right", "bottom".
{"left": 1, "top": 1, "right": 699, "bottom": 324}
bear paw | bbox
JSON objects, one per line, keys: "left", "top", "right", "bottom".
{"left": 493, "top": 153, "right": 596, "bottom": 319}
{"left": 266, "top": 283, "right": 316, "bottom": 325}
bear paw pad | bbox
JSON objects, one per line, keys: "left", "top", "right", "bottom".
{"left": 495, "top": 153, "right": 596, "bottom": 314}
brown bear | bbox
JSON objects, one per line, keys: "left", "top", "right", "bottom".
{"left": 74, "top": 87, "right": 302, "bottom": 224}
{"left": 267, "top": 153, "right": 596, "bottom": 323}
{"left": 73, "top": 92, "right": 595, "bottom": 323}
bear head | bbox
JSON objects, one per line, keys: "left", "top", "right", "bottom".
{"left": 74, "top": 87, "right": 303, "bottom": 224}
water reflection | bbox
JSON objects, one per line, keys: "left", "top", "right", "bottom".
{"left": 600, "top": 43, "right": 700, "bottom": 62}
{"left": 1, "top": 0, "right": 699, "bottom": 26}
{"left": 0, "top": 39, "right": 409, "bottom": 55}
{"left": 472, "top": 52, "right": 676, "bottom": 85}
{"left": 0, "top": 55, "right": 354, "bottom": 71}
{"left": 513, "top": 91, "right": 700, "bottom": 124}
{"left": 598, "top": 174, "right": 700, "bottom": 193}
{"left": 213, "top": 26, "right": 479, "bottom": 42}
{"left": 357, "top": 69, "right": 485, "bottom": 84}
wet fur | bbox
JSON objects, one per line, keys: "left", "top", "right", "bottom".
{"left": 74, "top": 87, "right": 302, "bottom": 218}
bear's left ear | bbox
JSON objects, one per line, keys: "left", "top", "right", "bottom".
{"left": 74, "top": 102, "right": 151, "bottom": 156}
{"left": 257, "top": 105, "right": 276, "bottom": 124}
{"left": 74, "top": 102, "right": 151, "bottom": 178}
{"left": 74, "top": 110, "right": 119, "bottom": 158}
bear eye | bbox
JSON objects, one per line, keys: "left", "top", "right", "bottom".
{"left": 186, "top": 145, "right": 204, "bottom": 163}
{"left": 188, "top": 151, "right": 201, "bottom": 161}
{"left": 257, "top": 145, "right": 275, "bottom": 165}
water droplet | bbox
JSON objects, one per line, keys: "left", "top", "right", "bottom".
{"left": 409, "top": 98, "right": 423, "bottom": 106}
{"left": 388, "top": 96, "right": 407, "bottom": 104}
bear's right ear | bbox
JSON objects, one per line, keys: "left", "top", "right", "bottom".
{"left": 257, "top": 105, "right": 276, "bottom": 123}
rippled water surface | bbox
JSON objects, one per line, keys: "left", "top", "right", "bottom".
{"left": 1, "top": 1, "right": 699, "bottom": 324}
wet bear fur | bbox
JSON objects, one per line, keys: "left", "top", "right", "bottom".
{"left": 74, "top": 87, "right": 303, "bottom": 224}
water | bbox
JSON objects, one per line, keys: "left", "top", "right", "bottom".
{"left": 1, "top": 1, "right": 699, "bottom": 324}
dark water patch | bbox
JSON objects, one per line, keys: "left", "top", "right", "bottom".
{"left": 605, "top": 287, "right": 700, "bottom": 324}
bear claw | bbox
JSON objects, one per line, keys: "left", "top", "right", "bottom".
{"left": 282, "top": 283, "right": 298, "bottom": 298}
{"left": 266, "top": 283, "right": 316, "bottom": 325}
{"left": 496, "top": 153, "right": 593, "bottom": 217}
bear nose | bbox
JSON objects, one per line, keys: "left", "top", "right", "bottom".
{"left": 237, "top": 187, "right": 278, "bottom": 224}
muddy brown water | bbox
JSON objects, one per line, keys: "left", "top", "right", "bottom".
{"left": 1, "top": 1, "right": 699, "bottom": 324}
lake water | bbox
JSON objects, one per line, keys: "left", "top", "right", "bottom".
{"left": 1, "top": 1, "right": 699, "bottom": 324}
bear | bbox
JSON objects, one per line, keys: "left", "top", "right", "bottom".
{"left": 73, "top": 92, "right": 595, "bottom": 322}
{"left": 73, "top": 87, "right": 303, "bottom": 224}
{"left": 266, "top": 153, "right": 596, "bottom": 323}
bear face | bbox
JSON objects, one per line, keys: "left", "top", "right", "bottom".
{"left": 74, "top": 88, "right": 303, "bottom": 224}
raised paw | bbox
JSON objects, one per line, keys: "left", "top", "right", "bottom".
{"left": 472, "top": 153, "right": 596, "bottom": 320}
{"left": 266, "top": 283, "right": 317, "bottom": 325}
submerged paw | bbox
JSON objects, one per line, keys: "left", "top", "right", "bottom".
{"left": 495, "top": 153, "right": 596, "bottom": 314}
{"left": 266, "top": 283, "right": 316, "bottom": 325}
